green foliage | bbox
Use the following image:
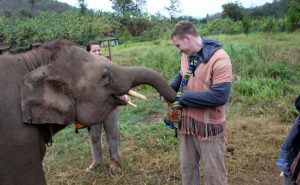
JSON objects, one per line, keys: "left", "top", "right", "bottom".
{"left": 221, "top": 2, "right": 244, "bottom": 21}
{"left": 117, "top": 27, "right": 132, "bottom": 47}
{"left": 142, "top": 16, "right": 172, "bottom": 40}
{"left": 248, "top": 17, "right": 289, "bottom": 32}
{"left": 17, "top": 8, "right": 32, "bottom": 18}
{"left": 233, "top": 76, "right": 289, "bottom": 101}
{"left": 247, "top": 0, "right": 288, "bottom": 18}
{"left": 266, "top": 63, "right": 293, "bottom": 80}
{"left": 198, "top": 17, "right": 290, "bottom": 36}
{"left": 136, "top": 46, "right": 180, "bottom": 80}
{"left": 242, "top": 17, "right": 251, "bottom": 34}
{"left": 0, "top": 0, "right": 74, "bottom": 16}
{"left": 258, "top": 17, "right": 275, "bottom": 32}
{"left": 222, "top": 33, "right": 300, "bottom": 118}
{"left": 78, "top": 0, "right": 88, "bottom": 15}
{"left": 3, "top": 10, "right": 12, "bottom": 18}
{"left": 0, "top": 10, "right": 121, "bottom": 52}
{"left": 287, "top": 0, "right": 300, "bottom": 31}
{"left": 118, "top": 12, "right": 150, "bottom": 37}
{"left": 110, "top": 0, "right": 145, "bottom": 15}
{"left": 199, "top": 18, "right": 242, "bottom": 35}
{"left": 225, "top": 42, "right": 259, "bottom": 77}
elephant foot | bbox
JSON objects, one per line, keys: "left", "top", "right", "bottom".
{"left": 84, "top": 161, "right": 100, "bottom": 172}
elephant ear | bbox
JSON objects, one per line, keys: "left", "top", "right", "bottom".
{"left": 20, "top": 65, "right": 75, "bottom": 125}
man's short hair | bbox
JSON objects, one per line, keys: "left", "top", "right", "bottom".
{"left": 171, "top": 20, "right": 199, "bottom": 39}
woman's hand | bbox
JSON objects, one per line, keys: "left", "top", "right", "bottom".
{"left": 123, "top": 95, "right": 131, "bottom": 103}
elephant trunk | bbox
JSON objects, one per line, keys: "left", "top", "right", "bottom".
{"left": 126, "top": 67, "right": 176, "bottom": 103}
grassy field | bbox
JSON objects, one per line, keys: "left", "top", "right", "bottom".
{"left": 44, "top": 33, "right": 300, "bottom": 185}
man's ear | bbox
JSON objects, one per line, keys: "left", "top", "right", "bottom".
{"left": 20, "top": 65, "right": 75, "bottom": 125}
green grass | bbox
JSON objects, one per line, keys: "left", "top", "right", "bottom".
{"left": 44, "top": 33, "right": 300, "bottom": 185}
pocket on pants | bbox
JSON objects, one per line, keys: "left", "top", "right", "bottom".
{"left": 210, "top": 141, "right": 225, "bottom": 158}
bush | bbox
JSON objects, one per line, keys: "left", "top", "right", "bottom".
{"left": 0, "top": 10, "right": 121, "bottom": 52}
{"left": 198, "top": 18, "right": 242, "bottom": 35}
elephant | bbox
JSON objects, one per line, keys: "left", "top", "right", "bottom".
{"left": 0, "top": 39, "right": 176, "bottom": 185}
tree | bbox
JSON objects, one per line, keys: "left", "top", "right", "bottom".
{"left": 242, "top": 17, "right": 251, "bottom": 34}
{"left": 134, "top": 0, "right": 146, "bottom": 13}
{"left": 164, "top": 0, "right": 182, "bottom": 20}
{"left": 17, "top": 8, "right": 32, "bottom": 18}
{"left": 221, "top": 1, "right": 244, "bottom": 21}
{"left": 110, "top": 0, "right": 146, "bottom": 15}
{"left": 287, "top": 0, "right": 300, "bottom": 31}
{"left": 3, "top": 10, "right": 12, "bottom": 18}
{"left": 78, "top": 0, "right": 87, "bottom": 15}
{"left": 119, "top": 27, "right": 132, "bottom": 48}
{"left": 28, "top": 0, "right": 36, "bottom": 16}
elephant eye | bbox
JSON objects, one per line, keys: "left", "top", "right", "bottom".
{"left": 100, "top": 69, "right": 111, "bottom": 86}
{"left": 101, "top": 73, "right": 108, "bottom": 80}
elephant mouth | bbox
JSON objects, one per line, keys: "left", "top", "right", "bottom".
{"left": 112, "top": 90, "right": 146, "bottom": 107}
{"left": 112, "top": 95, "right": 127, "bottom": 106}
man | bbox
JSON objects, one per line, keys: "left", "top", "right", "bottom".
{"left": 169, "top": 20, "right": 232, "bottom": 185}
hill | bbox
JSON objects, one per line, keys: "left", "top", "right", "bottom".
{"left": 205, "top": 0, "right": 288, "bottom": 21}
{"left": 0, "top": 0, "right": 74, "bottom": 15}
{"left": 246, "top": 0, "right": 288, "bottom": 18}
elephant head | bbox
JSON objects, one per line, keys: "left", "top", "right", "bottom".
{"left": 20, "top": 39, "right": 176, "bottom": 127}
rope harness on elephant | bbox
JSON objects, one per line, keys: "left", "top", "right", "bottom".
{"left": 164, "top": 56, "right": 199, "bottom": 137}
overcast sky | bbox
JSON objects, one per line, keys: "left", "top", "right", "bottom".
{"left": 57, "top": 0, "right": 274, "bottom": 18}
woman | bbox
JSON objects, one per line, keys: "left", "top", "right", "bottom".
{"left": 85, "top": 41, "right": 129, "bottom": 173}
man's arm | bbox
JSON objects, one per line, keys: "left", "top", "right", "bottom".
{"left": 170, "top": 72, "right": 182, "bottom": 92}
{"left": 179, "top": 82, "right": 231, "bottom": 108}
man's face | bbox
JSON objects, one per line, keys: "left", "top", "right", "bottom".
{"left": 171, "top": 35, "right": 193, "bottom": 56}
{"left": 90, "top": 44, "right": 102, "bottom": 56}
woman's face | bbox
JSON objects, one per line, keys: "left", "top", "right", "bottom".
{"left": 89, "top": 44, "right": 102, "bottom": 56}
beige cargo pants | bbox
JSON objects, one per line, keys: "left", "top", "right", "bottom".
{"left": 179, "top": 134, "right": 227, "bottom": 185}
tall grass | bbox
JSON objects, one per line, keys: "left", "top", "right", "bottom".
{"left": 136, "top": 46, "right": 180, "bottom": 80}
{"left": 218, "top": 33, "right": 300, "bottom": 120}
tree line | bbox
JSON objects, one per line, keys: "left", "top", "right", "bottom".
{"left": 0, "top": 0, "right": 299, "bottom": 53}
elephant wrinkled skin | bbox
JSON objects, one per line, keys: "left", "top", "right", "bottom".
{"left": 0, "top": 39, "right": 176, "bottom": 185}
